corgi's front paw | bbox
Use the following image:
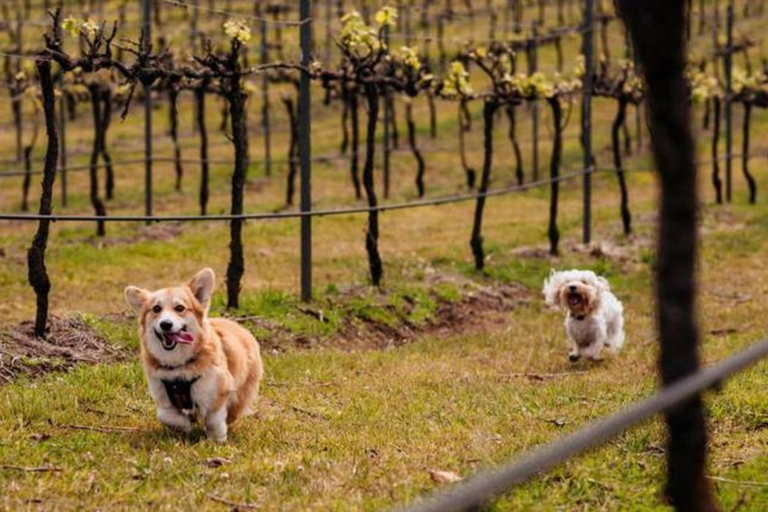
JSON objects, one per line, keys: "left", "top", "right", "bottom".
{"left": 158, "top": 407, "right": 192, "bottom": 433}
{"left": 205, "top": 408, "right": 228, "bottom": 443}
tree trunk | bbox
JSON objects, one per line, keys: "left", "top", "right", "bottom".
{"left": 742, "top": 102, "right": 756, "bottom": 204}
{"left": 506, "top": 104, "right": 524, "bottom": 186}
{"left": 28, "top": 57, "right": 58, "bottom": 338}
{"left": 169, "top": 87, "right": 183, "bottom": 191}
{"left": 617, "top": 1, "right": 719, "bottom": 509}
{"left": 196, "top": 83, "right": 210, "bottom": 215}
{"left": 363, "top": 83, "right": 383, "bottom": 286}
{"left": 406, "top": 101, "right": 426, "bottom": 198}
{"left": 711, "top": 96, "right": 722, "bottom": 204}
{"left": 350, "top": 90, "right": 362, "bottom": 199}
{"left": 459, "top": 99, "right": 476, "bottom": 189}
{"left": 470, "top": 100, "right": 497, "bottom": 270}
{"left": 283, "top": 95, "right": 299, "bottom": 207}
{"left": 612, "top": 98, "right": 632, "bottom": 235}
{"left": 547, "top": 97, "right": 562, "bottom": 256}
{"left": 101, "top": 88, "right": 114, "bottom": 200}
{"left": 226, "top": 78, "right": 248, "bottom": 309}
{"left": 88, "top": 84, "right": 107, "bottom": 237}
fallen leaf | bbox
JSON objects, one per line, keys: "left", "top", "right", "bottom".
{"left": 429, "top": 469, "right": 462, "bottom": 484}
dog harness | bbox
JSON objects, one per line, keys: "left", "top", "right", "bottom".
{"left": 159, "top": 353, "right": 201, "bottom": 411}
{"left": 162, "top": 376, "right": 200, "bottom": 411}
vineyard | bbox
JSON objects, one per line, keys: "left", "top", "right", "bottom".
{"left": 1, "top": 0, "right": 768, "bottom": 510}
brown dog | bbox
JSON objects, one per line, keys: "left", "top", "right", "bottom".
{"left": 124, "top": 268, "right": 263, "bottom": 442}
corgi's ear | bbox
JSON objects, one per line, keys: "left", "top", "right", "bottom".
{"left": 124, "top": 286, "right": 150, "bottom": 312}
{"left": 188, "top": 268, "right": 215, "bottom": 311}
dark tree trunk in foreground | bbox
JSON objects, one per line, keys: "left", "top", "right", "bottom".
{"left": 547, "top": 97, "right": 562, "bottom": 256}
{"left": 711, "top": 96, "right": 722, "bottom": 204}
{"left": 470, "top": 100, "right": 497, "bottom": 270}
{"left": 428, "top": 92, "right": 437, "bottom": 138}
{"left": 406, "top": 101, "right": 426, "bottom": 198}
{"left": 741, "top": 103, "right": 756, "bottom": 204}
{"left": 28, "top": 58, "right": 58, "bottom": 338}
{"left": 340, "top": 84, "right": 350, "bottom": 154}
{"left": 226, "top": 76, "right": 248, "bottom": 309}
{"left": 617, "top": 1, "right": 719, "bottom": 510}
{"left": 195, "top": 82, "right": 210, "bottom": 215}
{"left": 612, "top": 98, "right": 632, "bottom": 235}
{"left": 363, "top": 83, "right": 383, "bottom": 286}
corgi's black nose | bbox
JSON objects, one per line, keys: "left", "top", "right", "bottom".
{"left": 569, "top": 285, "right": 577, "bottom": 292}
{"left": 160, "top": 320, "right": 173, "bottom": 332}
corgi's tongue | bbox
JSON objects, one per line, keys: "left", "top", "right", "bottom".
{"left": 167, "top": 332, "right": 195, "bottom": 344}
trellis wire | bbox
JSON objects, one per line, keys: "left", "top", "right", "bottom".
{"left": 0, "top": 167, "right": 594, "bottom": 223}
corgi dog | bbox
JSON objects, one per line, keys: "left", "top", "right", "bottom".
{"left": 124, "top": 268, "right": 263, "bottom": 442}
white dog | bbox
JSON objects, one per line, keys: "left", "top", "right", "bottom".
{"left": 542, "top": 269, "right": 624, "bottom": 361}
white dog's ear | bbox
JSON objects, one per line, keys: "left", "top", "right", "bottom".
{"left": 124, "top": 286, "right": 150, "bottom": 312}
{"left": 188, "top": 268, "right": 216, "bottom": 311}
{"left": 542, "top": 271, "right": 563, "bottom": 310}
{"left": 596, "top": 276, "right": 611, "bottom": 292}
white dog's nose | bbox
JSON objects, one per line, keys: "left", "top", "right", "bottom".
{"left": 569, "top": 285, "right": 577, "bottom": 292}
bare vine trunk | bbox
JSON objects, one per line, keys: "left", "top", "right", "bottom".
{"left": 547, "top": 97, "right": 562, "bottom": 256}
{"left": 617, "top": 1, "right": 719, "bottom": 509}
{"left": 28, "top": 57, "right": 58, "bottom": 338}
{"left": 226, "top": 78, "right": 247, "bottom": 309}
{"left": 470, "top": 100, "right": 497, "bottom": 270}
{"left": 711, "top": 96, "right": 722, "bottom": 204}
{"left": 459, "top": 99, "right": 476, "bottom": 189}
{"left": 283, "top": 95, "right": 299, "bottom": 207}
{"left": 406, "top": 101, "right": 426, "bottom": 198}
{"left": 363, "top": 83, "right": 383, "bottom": 286}
{"left": 169, "top": 87, "right": 183, "bottom": 191}
{"left": 88, "top": 83, "right": 107, "bottom": 237}
{"left": 612, "top": 98, "right": 632, "bottom": 235}
{"left": 195, "top": 82, "right": 210, "bottom": 215}
{"left": 742, "top": 102, "right": 756, "bottom": 204}
{"left": 101, "top": 88, "right": 114, "bottom": 200}
{"left": 350, "top": 90, "right": 362, "bottom": 199}
{"left": 506, "top": 104, "right": 524, "bottom": 186}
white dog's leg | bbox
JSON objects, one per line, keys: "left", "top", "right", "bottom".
{"left": 157, "top": 406, "right": 192, "bottom": 433}
{"left": 581, "top": 340, "right": 605, "bottom": 361}
{"left": 205, "top": 407, "right": 228, "bottom": 443}
{"left": 568, "top": 339, "right": 581, "bottom": 362}
{"left": 605, "top": 314, "right": 625, "bottom": 353}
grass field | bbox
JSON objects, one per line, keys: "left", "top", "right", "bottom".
{"left": 2, "top": 1, "right": 768, "bottom": 510}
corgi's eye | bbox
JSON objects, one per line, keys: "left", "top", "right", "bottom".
{"left": 152, "top": 305, "right": 162, "bottom": 313}
{"left": 174, "top": 305, "right": 185, "bottom": 313}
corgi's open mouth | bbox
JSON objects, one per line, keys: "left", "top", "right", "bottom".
{"left": 568, "top": 293, "right": 583, "bottom": 307}
{"left": 155, "top": 329, "right": 194, "bottom": 351}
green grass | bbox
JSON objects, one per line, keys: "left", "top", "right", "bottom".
{"left": 2, "top": 1, "right": 768, "bottom": 509}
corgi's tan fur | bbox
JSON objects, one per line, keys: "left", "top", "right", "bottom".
{"left": 124, "top": 268, "right": 263, "bottom": 442}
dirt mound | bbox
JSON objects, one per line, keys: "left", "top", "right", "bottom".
{"left": 242, "top": 280, "right": 532, "bottom": 352}
{"left": 0, "top": 316, "right": 129, "bottom": 384}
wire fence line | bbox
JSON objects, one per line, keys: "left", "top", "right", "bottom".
{"left": 0, "top": 167, "right": 593, "bottom": 223}
{"left": 398, "top": 335, "right": 768, "bottom": 512}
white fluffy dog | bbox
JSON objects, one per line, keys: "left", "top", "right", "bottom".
{"left": 542, "top": 269, "right": 624, "bottom": 361}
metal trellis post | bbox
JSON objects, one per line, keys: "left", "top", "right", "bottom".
{"left": 530, "top": 24, "right": 539, "bottom": 181}
{"left": 299, "top": 0, "right": 313, "bottom": 302}
{"left": 59, "top": 75, "right": 67, "bottom": 207}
